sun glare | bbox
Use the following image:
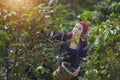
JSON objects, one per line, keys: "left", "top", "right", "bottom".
{"left": 8, "top": 0, "right": 27, "bottom": 10}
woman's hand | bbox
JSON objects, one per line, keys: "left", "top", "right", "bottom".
{"left": 72, "top": 66, "right": 81, "bottom": 77}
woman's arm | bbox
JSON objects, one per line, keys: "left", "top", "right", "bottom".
{"left": 80, "top": 41, "right": 88, "bottom": 64}
{"left": 47, "top": 31, "right": 64, "bottom": 41}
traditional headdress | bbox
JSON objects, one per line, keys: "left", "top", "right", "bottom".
{"left": 79, "top": 21, "right": 88, "bottom": 41}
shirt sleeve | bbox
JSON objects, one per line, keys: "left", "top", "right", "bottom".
{"left": 81, "top": 48, "right": 88, "bottom": 58}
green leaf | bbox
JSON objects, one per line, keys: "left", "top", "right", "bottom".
{"left": 109, "top": 12, "right": 115, "bottom": 17}
{"left": 104, "top": 31, "right": 109, "bottom": 40}
{"left": 94, "top": 36, "right": 103, "bottom": 46}
{"left": 0, "top": 30, "right": 7, "bottom": 37}
{"left": 0, "top": 41, "right": 3, "bottom": 46}
{"left": 9, "top": 43, "right": 21, "bottom": 47}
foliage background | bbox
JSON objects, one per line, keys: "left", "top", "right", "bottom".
{"left": 0, "top": 0, "right": 120, "bottom": 80}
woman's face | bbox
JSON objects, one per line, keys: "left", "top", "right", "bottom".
{"left": 72, "top": 23, "right": 83, "bottom": 36}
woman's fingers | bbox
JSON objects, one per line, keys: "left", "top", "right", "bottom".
{"left": 72, "top": 66, "right": 81, "bottom": 76}
{"left": 72, "top": 71, "right": 78, "bottom": 76}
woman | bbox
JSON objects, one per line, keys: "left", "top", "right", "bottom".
{"left": 48, "top": 21, "right": 88, "bottom": 80}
